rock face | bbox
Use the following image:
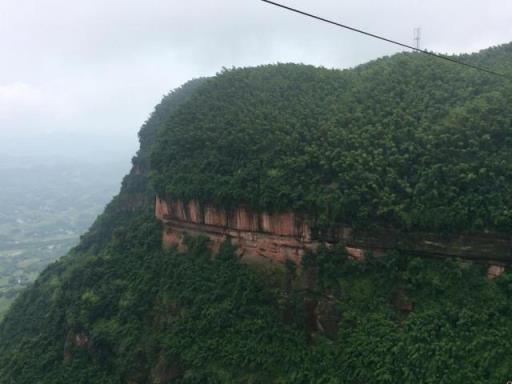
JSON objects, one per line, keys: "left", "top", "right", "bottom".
{"left": 156, "top": 197, "right": 512, "bottom": 265}
{"left": 156, "top": 197, "right": 312, "bottom": 264}
{"left": 487, "top": 265, "right": 506, "bottom": 279}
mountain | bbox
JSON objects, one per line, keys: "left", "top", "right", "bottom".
{"left": 151, "top": 49, "right": 512, "bottom": 232}
{"left": 0, "top": 44, "right": 512, "bottom": 383}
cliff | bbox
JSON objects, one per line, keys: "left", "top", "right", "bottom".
{"left": 156, "top": 197, "right": 310, "bottom": 264}
{"left": 156, "top": 197, "right": 511, "bottom": 271}
{"left": 2, "top": 45, "right": 512, "bottom": 383}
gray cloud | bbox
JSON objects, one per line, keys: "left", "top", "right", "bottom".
{"left": 1, "top": 0, "right": 511, "bottom": 160}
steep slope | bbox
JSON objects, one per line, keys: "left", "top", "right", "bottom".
{"left": 1, "top": 44, "right": 512, "bottom": 383}
{"left": 77, "top": 78, "right": 206, "bottom": 253}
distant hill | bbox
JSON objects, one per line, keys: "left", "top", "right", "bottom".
{"left": 1, "top": 44, "right": 511, "bottom": 383}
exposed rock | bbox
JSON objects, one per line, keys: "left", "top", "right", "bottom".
{"left": 63, "top": 330, "right": 89, "bottom": 362}
{"left": 131, "top": 163, "right": 143, "bottom": 175}
{"left": 487, "top": 265, "right": 505, "bottom": 279}
{"left": 346, "top": 246, "right": 364, "bottom": 261}
{"left": 156, "top": 197, "right": 512, "bottom": 266}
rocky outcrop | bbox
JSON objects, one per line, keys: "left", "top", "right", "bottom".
{"left": 156, "top": 197, "right": 512, "bottom": 266}
{"left": 487, "top": 264, "right": 506, "bottom": 279}
{"left": 156, "top": 197, "right": 313, "bottom": 265}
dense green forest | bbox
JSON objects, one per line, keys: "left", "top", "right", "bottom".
{"left": 1, "top": 43, "right": 512, "bottom": 383}
{"left": 3, "top": 213, "right": 512, "bottom": 383}
{"left": 151, "top": 44, "right": 512, "bottom": 232}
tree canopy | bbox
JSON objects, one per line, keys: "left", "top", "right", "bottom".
{"left": 151, "top": 44, "right": 512, "bottom": 232}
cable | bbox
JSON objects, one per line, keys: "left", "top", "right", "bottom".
{"left": 260, "top": 0, "right": 511, "bottom": 80}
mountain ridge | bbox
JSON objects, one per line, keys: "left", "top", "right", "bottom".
{"left": 1, "top": 43, "right": 512, "bottom": 383}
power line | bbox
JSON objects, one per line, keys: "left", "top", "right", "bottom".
{"left": 260, "top": 0, "right": 510, "bottom": 80}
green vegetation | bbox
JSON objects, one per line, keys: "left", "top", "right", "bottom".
{"left": 151, "top": 44, "right": 512, "bottom": 232}
{"left": 0, "top": 158, "right": 126, "bottom": 319}
{"left": 1, "top": 213, "right": 511, "bottom": 383}
{"left": 1, "top": 43, "right": 512, "bottom": 382}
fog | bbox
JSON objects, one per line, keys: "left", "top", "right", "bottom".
{"left": 2, "top": 0, "right": 511, "bottom": 163}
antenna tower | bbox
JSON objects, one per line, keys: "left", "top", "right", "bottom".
{"left": 413, "top": 27, "right": 421, "bottom": 50}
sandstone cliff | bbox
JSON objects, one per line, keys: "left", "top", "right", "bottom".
{"left": 156, "top": 197, "right": 511, "bottom": 275}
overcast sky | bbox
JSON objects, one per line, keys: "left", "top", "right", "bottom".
{"left": 1, "top": 0, "right": 511, "bottom": 162}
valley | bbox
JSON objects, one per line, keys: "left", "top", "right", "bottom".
{"left": 0, "top": 156, "right": 127, "bottom": 319}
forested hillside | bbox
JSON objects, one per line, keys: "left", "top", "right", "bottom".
{"left": 1, "top": 44, "right": 512, "bottom": 383}
{"left": 152, "top": 44, "right": 512, "bottom": 232}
